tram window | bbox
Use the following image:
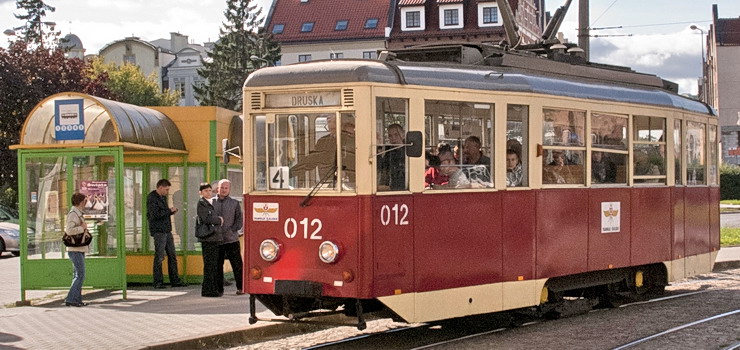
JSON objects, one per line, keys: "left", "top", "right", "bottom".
{"left": 254, "top": 115, "right": 267, "bottom": 191}
{"left": 424, "top": 100, "right": 493, "bottom": 189}
{"left": 633, "top": 116, "right": 666, "bottom": 184}
{"left": 259, "top": 113, "right": 356, "bottom": 192}
{"left": 376, "top": 97, "right": 408, "bottom": 192}
{"left": 543, "top": 149, "right": 585, "bottom": 184}
{"left": 686, "top": 121, "right": 706, "bottom": 185}
{"left": 506, "top": 105, "right": 528, "bottom": 187}
{"left": 591, "top": 113, "right": 627, "bottom": 185}
{"left": 674, "top": 120, "right": 683, "bottom": 185}
{"left": 543, "top": 109, "right": 585, "bottom": 147}
{"left": 708, "top": 125, "right": 718, "bottom": 185}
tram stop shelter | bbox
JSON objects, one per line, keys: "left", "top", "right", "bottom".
{"left": 10, "top": 92, "right": 242, "bottom": 301}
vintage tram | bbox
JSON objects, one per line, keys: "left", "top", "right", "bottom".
{"left": 241, "top": 43, "right": 719, "bottom": 329}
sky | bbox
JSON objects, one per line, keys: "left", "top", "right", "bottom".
{"left": 2, "top": 0, "right": 740, "bottom": 95}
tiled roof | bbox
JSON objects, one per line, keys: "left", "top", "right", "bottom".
{"left": 266, "top": 0, "right": 392, "bottom": 43}
{"left": 716, "top": 18, "right": 740, "bottom": 46}
{"left": 399, "top": 0, "right": 426, "bottom": 5}
{"left": 436, "top": 0, "right": 463, "bottom": 3}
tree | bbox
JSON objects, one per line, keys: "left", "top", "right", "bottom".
{"left": 194, "top": 0, "right": 281, "bottom": 111}
{"left": 89, "top": 58, "right": 180, "bottom": 107}
{"left": 0, "top": 41, "right": 112, "bottom": 208}
{"left": 13, "top": 0, "right": 59, "bottom": 49}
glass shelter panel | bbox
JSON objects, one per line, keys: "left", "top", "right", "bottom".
{"left": 148, "top": 167, "right": 163, "bottom": 251}
{"left": 187, "top": 166, "right": 205, "bottom": 250}
{"left": 506, "top": 105, "right": 528, "bottom": 187}
{"left": 168, "top": 167, "right": 185, "bottom": 250}
{"left": 376, "top": 98, "right": 409, "bottom": 192}
{"left": 687, "top": 121, "right": 706, "bottom": 185}
{"left": 25, "top": 157, "right": 68, "bottom": 259}
{"left": 123, "top": 167, "right": 144, "bottom": 252}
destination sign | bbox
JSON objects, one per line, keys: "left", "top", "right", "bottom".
{"left": 265, "top": 91, "right": 341, "bottom": 108}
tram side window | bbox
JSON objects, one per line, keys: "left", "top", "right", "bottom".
{"left": 424, "top": 100, "right": 493, "bottom": 189}
{"left": 376, "top": 98, "right": 408, "bottom": 192}
{"left": 591, "top": 113, "right": 627, "bottom": 184}
{"left": 686, "top": 121, "right": 706, "bottom": 185}
{"left": 708, "top": 125, "right": 718, "bottom": 185}
{"left": 542, "top": 108, "right": 585, "bottom": 185}
{"left": 674, "top": 119, "right": 682, "bottom": 185}
{"left": 633, "top": 116, "right": 666, "bottom": 184}
{"left": 254, "top": 115, "right": 267, "bottom": 191}
{"left": 506, "top": 104, "right": 528, "bottom": 187}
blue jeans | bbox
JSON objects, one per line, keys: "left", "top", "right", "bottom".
{"left": 152, "top": 231, "right": 181, "bottom": 285}
{"left": 65, "top": 251, "right": 85, "bottom": 304}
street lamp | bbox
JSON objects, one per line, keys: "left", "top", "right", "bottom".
{"left": 3, "top": 21, "right": 57, "bottom": 49}
{"left": 250, "top": 55, "right": 270, "bottom": 68}
{"left": 690, "top": 25, "right": 705, "bottom": 64}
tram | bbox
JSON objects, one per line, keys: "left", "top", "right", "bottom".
{"left": 241, "top": 43, "right": 719, "bottom": 329}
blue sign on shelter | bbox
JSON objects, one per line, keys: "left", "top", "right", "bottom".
{"left": 54, "top": 99, "right": 85, "bottom": 140}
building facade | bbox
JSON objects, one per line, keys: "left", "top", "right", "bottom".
{"left": 706, "top": 5, "right": 740, "bottom": 164}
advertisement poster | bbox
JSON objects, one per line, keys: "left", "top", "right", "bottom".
{"left": 80, "top": 181, "right": 109, "bottom": 220}
{"left": 44, "top": 191, "right": 59, "bottom": 220}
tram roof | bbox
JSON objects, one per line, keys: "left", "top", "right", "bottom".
{"left": 244, "top": 59, "right": 714, "bottom": 116}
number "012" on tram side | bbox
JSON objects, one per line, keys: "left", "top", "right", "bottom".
{"left": 241, "top": 43, "right": 719, "bottom": 329}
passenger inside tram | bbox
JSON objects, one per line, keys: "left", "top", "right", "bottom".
{"left": 377, "top": 123, "right": 406, "bottom": 191}
{"left": 543, "top": 150, "right": 582, "bottom": 184}
{"left": 592, "top": 151, "right": 617, "bottom": 184}
{"left": 506, "top": 149, "right": 523, "bottom": 187}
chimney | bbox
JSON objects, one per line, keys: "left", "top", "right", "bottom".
{"left": 170, "top": 32, "right": 189, "bottom": 52}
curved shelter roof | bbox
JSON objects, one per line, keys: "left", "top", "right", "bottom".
{"left": 17, "top": 92, "right": 186, "bottom": 152}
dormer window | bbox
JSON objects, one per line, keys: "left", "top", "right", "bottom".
{"left": 301, "top": 22, "right": 314, "bottom": 32}
{"left": 335, "top": 20, "right": 349, "bottom": 31}
{"left": 401, "top": 6, "right": 425, "bottom": 31}
{"left": 439, "top": 4, "right": 463, "bottom": 29}
{"left": 272, "top": 24, "right": 284, "bottom": 34}
{"left": 365, "top": 18, "right": 379, "bottom": 29}
{"left": 478, "top": 2, "right": 500, "bottom": 27}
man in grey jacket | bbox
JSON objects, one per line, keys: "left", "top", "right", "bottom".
{"left": 213, "top": 179, "right": 244, "bottom": 295}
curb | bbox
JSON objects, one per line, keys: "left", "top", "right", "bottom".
{"left": 142, "top": 318, "right": 342, "bottom": 350}
{"left": 713, "top": 260, "right": 740, "bottom": 271}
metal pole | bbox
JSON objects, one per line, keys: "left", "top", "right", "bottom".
{"left": 578, "top": 0, "right": 590, "bottom": 61}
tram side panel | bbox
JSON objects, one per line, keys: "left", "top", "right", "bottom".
{"left": 535, "top": 189, "right": 589, "bottom": 279}
{"left": 671, "top": 187, "right": 686, "bottom": 262}
{"left": 413, "top": 192, "right": 504, "bottom": 292}
{"left": 709, "top": 187, "right": 720, "bottom": 252}
{"left": 371, "top": 195, "right": 414, "bottom": 297}
{"left": 630, "top": 188, "right": 672, "bottom": 266}
{"left": 501, "top": 190, "right": 536, "bottom": 281}
{"left": 587, "top": 188, "right": 632, "bottom": 271}
{"left": 684, "top": 187, "right": 711, "bottom": 257}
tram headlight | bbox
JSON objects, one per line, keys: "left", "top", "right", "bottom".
{"left": 259, "top": 239, "right": 280, "bottom": 262}
{"left": 318, "top": 241, "right": 339, "bottom": 264}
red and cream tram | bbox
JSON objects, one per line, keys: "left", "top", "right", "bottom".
{"left": 241, "top": 44, "right": 719, "bottom": 329}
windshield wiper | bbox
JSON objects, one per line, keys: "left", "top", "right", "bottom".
{"left": 300, "top": 164, "right": 338, "bottom": 207}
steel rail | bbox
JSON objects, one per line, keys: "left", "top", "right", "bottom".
{"left": 612, "top": 308, "right": 740, "bottom": 350}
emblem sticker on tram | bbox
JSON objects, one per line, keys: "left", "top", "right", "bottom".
{"left": 601, "top": 202, "right": 620, "bottom": 233}
{"left": 253, "top": 202, "right": 279, "bottom": 222}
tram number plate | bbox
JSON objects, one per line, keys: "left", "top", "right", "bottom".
{"left": 380, "top": 204, "right": 409, "bottom": 226}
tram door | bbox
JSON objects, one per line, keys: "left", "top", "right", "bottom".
{"left": 19, "top": 148, "right": 125, "bottom": 299}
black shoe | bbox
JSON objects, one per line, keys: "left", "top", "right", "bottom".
{"left": 64, "top": 302, "right": 88, "bottom": 307}
{"left": 201, "top": 293, "right": 222, "bottom": 298}
{"left": 223, "top": 280, "right": 233, "bottom": 286}
{"left": 153, "top": 283, "right": 167, "bottom": 289}
{"left": 171, "top": 281, "right": 188, "bottom": 287}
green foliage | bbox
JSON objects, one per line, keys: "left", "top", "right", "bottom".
{"left": 720, "top": 164, "right": 740, "bottom": 200}
{"left": 194, "top": 0, "right": 281, "bottom": 111}
{"left": 0, "top": 41, "right": 113, "bottom": 197}
{"left": 13, "top": 0, "right": 59, "bottom": 49}
{"left": 89, "top": 58, "right": 179, "bottom": 106}
{"left": 0, "top": 187, "right": 18, "bottom": 210}
{"left": 721, "top": 228, "right": 740, "bottom": 247}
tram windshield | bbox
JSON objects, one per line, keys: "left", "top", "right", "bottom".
{"left": 254, "top": 112, "right": 356, "bottom": 192}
